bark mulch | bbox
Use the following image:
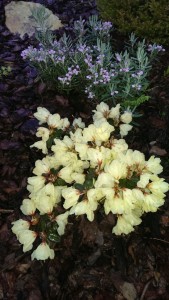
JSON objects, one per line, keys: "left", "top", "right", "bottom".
{"left": 0, "top": 1, "right": 169, "bottom": 299}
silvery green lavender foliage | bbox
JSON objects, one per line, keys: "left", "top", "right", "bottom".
{"left": 21, "top": 15, "right": 164, "bottom": 107}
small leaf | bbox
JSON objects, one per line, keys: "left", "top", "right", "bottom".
{"left": 46, "top": 136, "right": 53, "bottom": 149}
{"left": 86, "top": 168, "right": 96, "bottom": 180}
{"left": 119, "top": 176, "right": 139, "bottom": 189}
{"left": 52, "top": 222, "right": 59, "bottom": 231}
{"left": 84, "top": 179, "right": 94, "bottom": 189}
{"left": 47, "top": 129, "right": 64, "bottom": 149}
{"left": 48, "top": 232, "right": 60, "bottom": 242}
{"left": 53, "top": 129, "right": 64, "bottom": 139}
{"left": 54, "top": 178, "right": 67, "bottom": 186}
{"left": 38, "top": 214, "right": 49, "bottom": 231}
{"left": 74, "top": 183, "right": 84, "bottom": 191}
{"left": 50, "top": 168, "right": 58, "bottom": 175}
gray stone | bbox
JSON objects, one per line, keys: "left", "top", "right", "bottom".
{"left": 5, "top": 1, "right": 63, "bottom": 38}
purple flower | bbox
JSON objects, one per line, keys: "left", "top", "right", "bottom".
{"left": 111, "top": 90, "right": 118, "bottom": 96}
{"left": 120, "top": 68, "right": 130, "bottom": 73}
{"left": 115, "top": 53, "right": 121, "bottom": 62}
{"left": 132, "top": 84, "right": 142, "bottom": 90}
{"left": 148, "top": 44, "right": 165, "bottom": 52}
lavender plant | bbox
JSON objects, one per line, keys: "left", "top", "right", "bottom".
{"left": 21, "top": 15, "right": 164, "bottom": 107}
{"left": 11, "top": 104, "right": 169, "bottom": 260}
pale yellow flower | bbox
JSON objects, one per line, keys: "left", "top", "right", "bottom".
{"left": 31, "top": 243, "right": 55, "bottom": 260}
{"left": 30, "top": 140, "right": 48, "bottom": 154}
{"left": 69, "top": 199, "right": 97, "bottom": 222}
{"left": 148, "top": 177, "right": 169, "bottom": 198}
{"left": 36, "top": 127, "right": 50, "bottom": 142}
{"left": 54, "top": 186, "right": 65, "bottom": 204}
{"left": 122, "top": 189, "right": 135, "bottom": 212}
{"left": 12, "top": 219, "right": 30, "bottom": 238}
{"left": 18, "top": 229, "right": 37, "bottom": 252}
{"left": 58, "top": 166, "right": 74, "bottom": 183}
{"left": 52, "top": 136, "right": 74, "bottom": 154}
{"left": 33, "top": 156, "right": 55, "bottom": 176}
{"left": 72, "top": 118, "right": 85, "bottom": 129}
{"left": 132, "top": 188, "right": 145, "bottom": 204}
{"left": 104, "top": 160, "right": 127, "bottom": 180}
{"left": 109, "top": 104, "right": 121, "bottom": 120}
{"left": 94, "top": 121, "right": 114, "bottom": 142}
{"left": 132, "top": 150, "right": 145, "bottom": 166}
{"left": 70, "top": 128, "right": 83, "bottom": 143}
{"left": 105, "top": 194, "right": 125, "bottom": 214}
{"left": 33, "top": 183, "right": 57, "bottom": 214}
{"left": 27, "top": 176, "right": 45, "bottom": 195}
{"left": 120, "top": 124, "right": 133, "bottom": 137}
{"left": 75, "top": 143, "right": 89, "bottom": 160}
{"left": 62, "top": 187, "right": 82, "bottom": 209}
{"left": 123, "top": 211, "right": 142, "bottom": 226}
{"left": 71, "top": 172, "right": 85, "bottom": 184}
{"left": 118, "top": 149, "right": 134, "bottom": 166}
{"left": 56, "top": 211, "right": 69, "bottom": 235}
{"left": 110, "top": 138, "right": 128, "bottom": 156}
{"left": 94, "top": 172, "right": 114, "bottom": 188}
{"left": 100, "top": 146, "right": 114, "bottom": 165}
{"left": 62, "top": 118, "right": 70, "bottom": 129}
{"left": 142, "top": 193, "right": 164, "bottom": 212}
{"left": 53, "top": 152, "right": 78, "bottom": 168}
{"left": 102, "top": 188, "right": 115, "bottom": 214}
{"left": 93, "top": 102, "right": 110, "bottom": 114}
{"left": 20, "top": 199, "right": 36, "bottom": 215}
{"left": 34, "top": 107, "right": 50, "bottom": 124}
{"left": 47, "top": 113, "right": 63, "bottom": 128}
{"left": 83, "top": 124, "right": 97, "bottom": 143}
{"left": 87, "top": 188, "right": 103, "bottom": 205}
{"left": 145, "top": 156, "right": 163, "bottom": 174}
{"left": 87, "top": 147, "right": 104, "bottom": 168}
{"left": 137, "top": 173, "right": 151, "bottom": 188}
{"left": 113, "top": 215, "right": 134, "bottom": 235}
{"left": 113, "top": 211, "right": 141, "bottom": 235}
{"left": 120, "top": 111, "right": 132, "bottom": 124}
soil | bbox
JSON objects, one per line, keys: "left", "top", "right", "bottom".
{"left": 0, "top": 1, "right": 169, "bottom": 299}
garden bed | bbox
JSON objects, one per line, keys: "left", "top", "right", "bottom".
{"left": 0, "top": 1, "right": 169, "bottom": 299}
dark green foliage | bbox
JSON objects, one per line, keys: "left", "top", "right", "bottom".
{"left": 97, "top": 0, "right": 169, "bottom": 45}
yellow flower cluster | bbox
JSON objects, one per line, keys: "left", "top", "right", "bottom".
{"left": 11, "top": 103, "right": 169, "bottom": 260}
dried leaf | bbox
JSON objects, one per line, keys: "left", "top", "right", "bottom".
{"left": 110, "top": 273, "right": 137, "bottom": 300}
{"left": 149, "top": 145, "right": 167, "bottom": 156}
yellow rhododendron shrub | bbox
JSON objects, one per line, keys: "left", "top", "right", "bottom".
{"left": 11, "top": 103, "right": 169, "bottom": 260}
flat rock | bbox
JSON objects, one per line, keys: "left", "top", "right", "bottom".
{"left": 5, "top": 1, "right": 63, "bottom": 38}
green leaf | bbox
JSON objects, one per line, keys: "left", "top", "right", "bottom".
{"left": 50, "top": 168, "right": 58, "bottom": 175}
{"left": 86, "top": 168, "right": 96, "bottom": 180}
{"left": 54, "top": 178, "right": 67, "bottom": 186}
{"left": 84, "top": 179, "right": 94, "bottom": 189}
{"left": 46, "top": 136, "right": 54, "bottom": 149}
{"left": 48, "top": 232, "right": 60, "bottom": 243}
{"left": 53, "top": 129, "right": 64, "bottom": 139}
{"left": 119, "top": 176, "right": 139, "bottom": 189}
{"left": 164, "top": 66, "right": 169, "bottom": 77}
{"left": 74, "top": 183, "right": 84, "bottom": 191}
{"left": 52, "top": 222, "right": 59, "bottom": 231}
{"left": 39, "top": 214, "right": 49, "bottom": 231}
{"left": 47, "top": 129, "right": 64, "bottom": 149}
